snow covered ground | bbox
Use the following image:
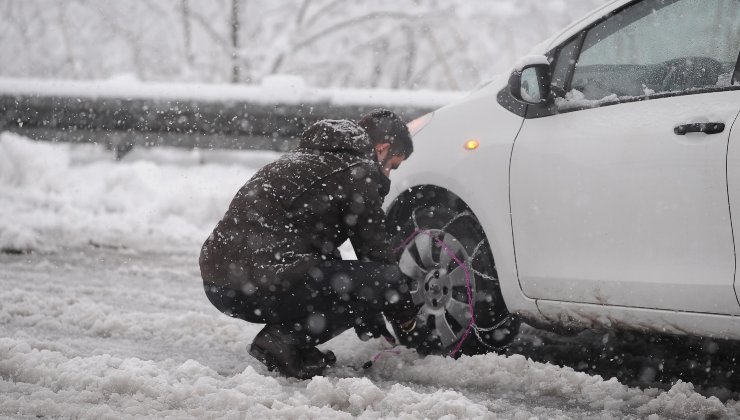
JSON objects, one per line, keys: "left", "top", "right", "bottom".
{"left": 2, "top": 133, "right": 740, "bottom": 419}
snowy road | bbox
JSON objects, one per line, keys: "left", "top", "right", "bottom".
{"left": 2, "top": 134, "right": 740, "bottom": 418}
{"left": 2, "top": 248, "right": 737, "bottom": 419}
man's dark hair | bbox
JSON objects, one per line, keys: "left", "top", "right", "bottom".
{"left": 358, "top": 109, "right": 413, "bottom": 158}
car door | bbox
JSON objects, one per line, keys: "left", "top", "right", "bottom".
{"left": 509, "top": 0, "right": 740, "bottom": 314}
{"left": 728, "top": 110, "right": 740, "bottom": 308}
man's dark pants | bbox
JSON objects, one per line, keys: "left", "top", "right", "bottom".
{"left": 203, "top": 260, "right": 414, "bottom": 346}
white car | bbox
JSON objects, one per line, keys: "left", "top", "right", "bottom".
{"left": 386, "top": 0, "right": 740, "bottom": 355}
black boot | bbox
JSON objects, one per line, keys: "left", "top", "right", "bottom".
{"left": 303, "top": 346, "right": 337, "bottom": 370}
{"left": 248, "top": 324, "right": 331, "bottom": 379}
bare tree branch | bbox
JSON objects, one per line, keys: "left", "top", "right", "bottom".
{"left": 399, "top": 24, "right": 416, "bottom": 88}
{"left": 140, "top": 0, "right": 171, "bottom": 18}
{"left": 188, "top": 9, "right": 230, "bottom": 49}
{"left": 409, "top": 43, "right": 461, "bottom": 88}
{"left": 269, "top": 0, "right": 312, "bottom": 74}
{"left": 423, "top": 25, "right": 459, "bottom": 90}
{"left": 295, "top": 0, "right": 312, "bottom": 26}
{"left": 230, "top": 0, "right": 241, "bottom": 83}
{"left": 88, "top": 4, "right": 146, "bottom": 78}
{"left": 292, "top": 11, "right": 416, "bottom": 52}
{"left": 305, "top": 0, "right": 343, "bottom": 26}
{"left": 181, "top": 0, "right": 195, "bottom": 69}
{"left": 58, "top": 3, "right": 78, "bottom": 77}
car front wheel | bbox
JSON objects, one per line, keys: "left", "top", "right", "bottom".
{"left": 390, "top": 198, "right": 519, "bottom": 356}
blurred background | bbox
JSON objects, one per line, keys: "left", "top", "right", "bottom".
{"left": 2, "top": 0, "right": 608, "bottom": 90}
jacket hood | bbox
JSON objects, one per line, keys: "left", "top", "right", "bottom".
{"left": 298, "top": 119, "right": 375, "bottom": 160}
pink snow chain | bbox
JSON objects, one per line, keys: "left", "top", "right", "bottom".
{"left": 392, "top": 229, "right": 475, "bottom": 358}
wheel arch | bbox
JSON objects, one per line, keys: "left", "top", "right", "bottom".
{"left": 385, "top": 183, "right": 557, "bottom": 332}
{"left": 386, "top": 185, "right": 473, "bottom": 233}
{"left": 386, "top": 184, "right": 521, "bottom": 353}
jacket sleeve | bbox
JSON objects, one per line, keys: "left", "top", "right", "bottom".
{"left": 342, "top": 165, "right": 397, "bottom": 264}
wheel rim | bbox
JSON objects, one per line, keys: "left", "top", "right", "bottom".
{"left": 398, "top": 229, "right": 475, "bottom": 348}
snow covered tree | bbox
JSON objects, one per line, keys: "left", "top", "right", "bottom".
{"left": 0, "top": 0, "right": 609, "bottom": 90}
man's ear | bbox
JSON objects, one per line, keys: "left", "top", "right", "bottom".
{"left": 374, "top": 143, "right": 390, "bottom": 153}
{"left": 374, "top": 143, "right": 391, "bottom": 161}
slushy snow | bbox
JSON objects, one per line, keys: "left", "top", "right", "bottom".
{"left": 1, "top": 133, "right": 738, "bottom": 419}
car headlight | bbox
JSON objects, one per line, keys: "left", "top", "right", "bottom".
{"left": 407, "top": 112, "right": 434, "bottom": 137}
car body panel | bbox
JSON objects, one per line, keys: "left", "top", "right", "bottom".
{"left": 510, "top": 91, "right": 740, "bottom": 315}
{"left": 726, "top": 111, "right": 740, "bottom": 307}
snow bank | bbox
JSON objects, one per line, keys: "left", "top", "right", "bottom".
{"left": 0, "top": 76, "right": 466, "bottom": 109}
{"left": 2, "top": 334, "right": 735, "bottom": 419}
{"left": 366, "top": 352, "right": 731, "bottom": 419}
{"left": 0, "top": 132, "right": 278, "bottom": 253}
{"left": 0, "top": 337, "right": 494, "bottom": 419}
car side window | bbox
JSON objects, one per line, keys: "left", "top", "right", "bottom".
{"left": 550, "top": 37, "right": 580, "bottom": 98}
{"left": 557, "top": 0, "right": 740, "bottom": 110}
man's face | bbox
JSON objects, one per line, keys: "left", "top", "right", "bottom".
{"left": 375, "top": 143, "right": 406, "bottom": 177}
{"left": 382, "top": 154, "right": 406, "bottom": 177}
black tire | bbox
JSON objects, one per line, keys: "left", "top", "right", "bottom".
{"left": 388, "top": 195, "right": 520, "bottom": 356}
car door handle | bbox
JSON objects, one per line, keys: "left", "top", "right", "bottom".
{"left": 674, "top": 123, "right": 725, "bottom": 135}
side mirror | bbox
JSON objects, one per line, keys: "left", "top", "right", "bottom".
{"left": 509, "top": 56, "right": 552, "bottom": 105}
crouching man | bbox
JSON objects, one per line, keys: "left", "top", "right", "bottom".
{"left": 199, "top": 109, "right": 418, "bottom": 379}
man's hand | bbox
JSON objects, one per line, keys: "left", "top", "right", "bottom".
{"left": 354, "top": 314, "right": 396, "bottom": 344}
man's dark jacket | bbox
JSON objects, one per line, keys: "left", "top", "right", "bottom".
{"left": 199, "top": 119, "right": 396, "bottom": 298}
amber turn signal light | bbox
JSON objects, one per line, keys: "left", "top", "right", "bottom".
{"left": 465, "top": 139, "right": 480, "bottom": 150}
